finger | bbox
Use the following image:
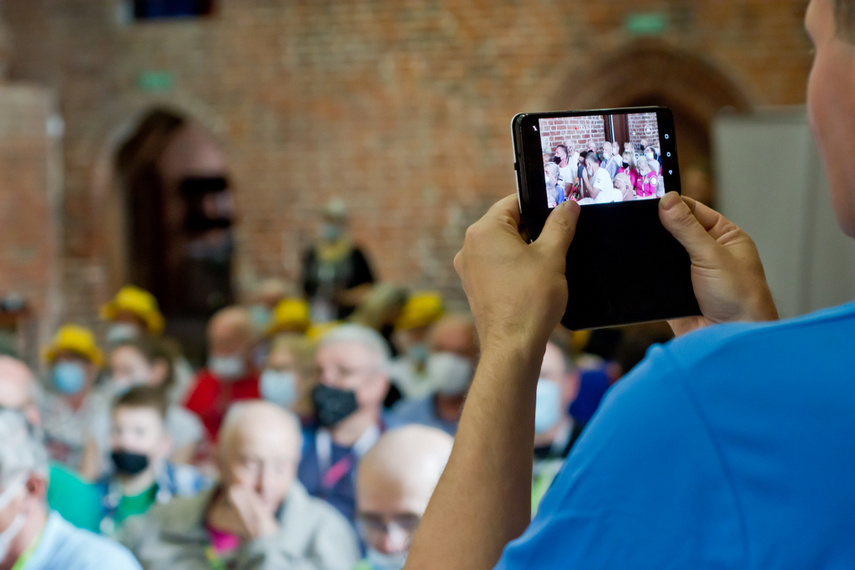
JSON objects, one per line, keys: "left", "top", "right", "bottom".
{"left": 659, "top": 192, "right": 719, "bottom": 263}
{"left": 677, "top": 196, "right": 740, "bottom": 241}
{"left": 535, "top": 200, "right": 580, "bottom": 255}
{"left": 482, "top": 194, "right": 522, "bottom": 229}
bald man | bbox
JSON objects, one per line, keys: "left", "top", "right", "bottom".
{"left": 387, "top": 315, "right": 478, "bottom": 436}
{"left": 121, "top": 401, "right": 359, "bottom": 569}
{"left": 355, "top": 426, "right": 453, "bottom": 570}
{"left": 184, "top": 306, "right": 261, "bottom": 439}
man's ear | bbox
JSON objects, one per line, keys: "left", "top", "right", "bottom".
{"left": 25, "top": 473, "right": 48, "bottom": 502}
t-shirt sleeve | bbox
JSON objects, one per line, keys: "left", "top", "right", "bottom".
{"left": 495, "top": 345, "right": 746, "bottom": 569}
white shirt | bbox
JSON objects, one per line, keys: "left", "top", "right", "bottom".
{"left": 591, "top": 168, "right": 622, "bottom": 203}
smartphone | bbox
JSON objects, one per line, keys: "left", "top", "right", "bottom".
{"left": 512, "top": 106, "right": 700, "bottom": 330}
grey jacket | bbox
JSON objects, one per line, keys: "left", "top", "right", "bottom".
{"left": 119, "top": 481, "right": 359, "bottom": 570}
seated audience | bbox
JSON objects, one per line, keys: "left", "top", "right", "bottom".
{"left": 618, "top": 150, "right": 639, "bottom": 189}
{"left": 0, "top": 408, "right": 141, "bottom": 569}
{"left": 532, "top": 341, "right": 582, "bottom": 514}
{"left": 39, "top": 325, "right": 106, "bottom": 471}
{"left": 120, "top": 401, "right": 358, "bottom": 569}
{"left": 601, "top": 141, "right": 620, "bottom": 179}
{"left": 387, "top": 315, "right": 478, "bottom": 437}
{"left": 259, "top": 334, "right": 318, "bottom": 425}
{"left": 354, "top": 426, "right": 453, "bottom": 570}
{"left": 89, "top": 386, "right": 208, "bottom": 536}
{"left": 389, "top": 291, "right": 445, "bottom": 401}
{"left": 81, "top": 338, "right": 204, "bottom": 479}
{"left": 298, "top": 324, "right": 391, "bottom": 523}
{"left": 184, "top": 306, "right": 260, "bottom": 440}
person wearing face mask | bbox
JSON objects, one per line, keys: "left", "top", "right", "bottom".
{"left": 100, "top": 285, "right": 196, "bottom": 406}
{"left": 386, "top": 315, "right": 478, "bottom": 437}
{"left": 297, "top": 324, "right": 391, "bottom": 523}
{"left": 259, "top": 334, "right": 318, "bottom": 425}
{"left": 184, "top": 306, "right": 260, "bottom": 441}
{"left": 120, "top": 401, "right": 358, "bottom": 569}
{"left": 0, "top": 408, "right": 142, "bottom": 569}
{"left": 302, "top": 199, "right": 376, "bottom": 324}
{"left": 354, "top": 426, "right": 453, "bottom": 570}
{"left": 38, "top": 325, "right": 105, "bottom": 472}
{"left": 87, "top": 386, "right": 208, "bottom": 537}
{"left": 388, "top": 292, "right": 445, "bottom": 401}
{"left": 531, "top": 341, "right": 582, "bottom": 515}
{"left": 80, "top": 338, "right": 205, "bottom": 480}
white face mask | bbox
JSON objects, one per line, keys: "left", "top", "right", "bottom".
{"left": 0, "top": 476, "right": 27, "bottom": 562}
{"left": 105, "top": 323, "right": 141, "bottom": 345}
{"left": 208, "top": 355, "right": 247, "bottom": 381}
{"left": 259, "top": 369, "right": 298, "bottom": 408}
{"left": 427, "top": 352, "right": 473, "bottom": 396}
{"left": 365, "top": 547, "right": 408, "bottom": 570}
{"left": 534, "top": 378, "right": 563, "bottom": 435}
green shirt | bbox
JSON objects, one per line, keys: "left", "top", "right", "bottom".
{"left": 114, "top": 483, "right": 158, "bottom": 526}
{"left": 47, "top": 463, "right": 103, "bottom": 533}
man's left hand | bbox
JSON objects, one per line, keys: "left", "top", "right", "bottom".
{"left": 227, "top": 485, "right": 280, "bottom": 540}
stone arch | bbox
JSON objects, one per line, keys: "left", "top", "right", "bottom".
{"left": 550, "top": 40, "right": 753, "bottom": 205}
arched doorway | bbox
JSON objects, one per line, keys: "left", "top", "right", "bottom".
{"left": 113, "top": 107, "right": 236, "bottom": 362}
{"left": 555, "top": 40, "right": 753, "bottom": 206}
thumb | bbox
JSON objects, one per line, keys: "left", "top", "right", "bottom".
{"left": 536, "top": 200, "right": 580, "bottom": 255}
{"left": 659, "top": 192, "right": 718, "bottom": 264}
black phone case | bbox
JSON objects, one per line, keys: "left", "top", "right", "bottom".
{"left": 513, "top": 107, "right": 701, "bottom": 330}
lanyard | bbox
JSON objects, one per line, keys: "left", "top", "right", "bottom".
{"left": 315, "top": 424, "right": 380, "bottom": 491}
{"left": 11, "top": 523, "right": 44, "bottom": 570}
{"left": 204, "top": 545, "right": 229, "bottom": 570}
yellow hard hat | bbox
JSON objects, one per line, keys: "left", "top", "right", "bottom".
{"left": 395, "top": 291, "right": 444, "bottom": 330}
{"left": 266, "top": 298, "right": 312, "bottom": 336}
{"left": 42, "top": 324, "right": 103, "bottom": 366}
{"left": 306, "top": 321, "right": 341, "bottom": 342}
{"left": 100, "top": 286, "right": 165, "bottom": 335}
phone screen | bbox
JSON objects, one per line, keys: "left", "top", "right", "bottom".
{"left": 539, "top": 111, "right": 668, "bottom": 207}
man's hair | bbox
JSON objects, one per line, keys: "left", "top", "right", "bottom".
{"left": 317, "top": 324, "right": 391, "bottom": 372}
{"left": 835, "top": 0, "right": 855, "bottom": 43}
{"left": 555, "top": 144, "right": 569, "bottom": 157}
{"left": 113, "top": 384, "right": 169, "bottom": 420}
{"left": 0, "top": 409, "right": 49, "bottom": 487}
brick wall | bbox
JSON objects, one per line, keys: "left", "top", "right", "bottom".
{"left": 627, "top": 114, "right": 660, "bottom": 149}
{"left": 540, "top": 116, "right": 606, "bottom": 154}
{"left": 0, "top": 0, "right": 814, "bottom": 343}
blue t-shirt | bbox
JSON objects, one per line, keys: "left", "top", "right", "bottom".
{"left": 497, "top": 301, "right": 855, "bottom": 568}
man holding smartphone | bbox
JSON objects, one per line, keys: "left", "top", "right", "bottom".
{"left": 405, "top": 0, "right": 855, "bottom": 568}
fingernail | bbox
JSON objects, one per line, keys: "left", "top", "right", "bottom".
{"left": 660, "top": 192, "right": 680, "bottom": 210}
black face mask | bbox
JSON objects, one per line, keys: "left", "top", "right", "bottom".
{"left": 111, "top": 450, "right": 150, "bottom": 476}
{"left": 623, "top": 162, "right": 630, "bottom": 169}
{"left": 552, "top": 156, "right": 562, "bottom": 164}
{"left": 312, "top": 384, "right": 359, "bottom": 428}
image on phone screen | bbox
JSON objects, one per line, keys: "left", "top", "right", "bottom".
{"left": 539, "top": 111, "right": 666, "bottom": 207}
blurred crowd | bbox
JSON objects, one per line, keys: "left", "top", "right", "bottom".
{"left": 0, "top": 200, "right": 671, "bottom": 570}
{"left": 544, "top": 139, "right": 665, "bottom": 206}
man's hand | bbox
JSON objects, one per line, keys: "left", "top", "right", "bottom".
{"left": 226, "top": 485, "right": 280, "bottom": 540}
{"left": 659, "top": 192, "right": 778, "bottom": 336}
{"left": 453, "top": 195, "right": 580, "bottom": 354}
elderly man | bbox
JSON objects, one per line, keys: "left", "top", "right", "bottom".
{"left": 387, "top": 315, "right": 478, "bottom": 436}
{"left": 0, "top": 408, "right": 141, "bottom": 569}
{"left": 184, "top": 306, "right": 260, "bottom": 439}
{"left": 354, "top": 426, "right": 453, "bottom": 570}
{"left": 298, "top": 324, "right": 390, "bottom": 523}
{"left": 121, "top": 401, "right": 358, "bottom": 569}
{"left": 406, "top": 1, "right": 855, "bottom": 567}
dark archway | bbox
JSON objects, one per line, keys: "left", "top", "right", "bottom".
{"left": 114, "top": 107, "right": 236, "bottom": 362}
{"left": 555, "top": 40, "right": 753, "bottom": 205}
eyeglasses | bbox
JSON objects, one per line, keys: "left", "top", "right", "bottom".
{"left": 356, "top": 513, "right": 421, "bottom": 548}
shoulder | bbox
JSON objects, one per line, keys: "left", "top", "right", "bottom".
{"left": 34, "top": 512, "right": 141, "bottom": 570}
{"left": 280, "top": 482, "right": 360, "bottom": 550}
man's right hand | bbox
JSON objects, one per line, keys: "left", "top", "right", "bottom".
{"left": 659, "top": 192, "right": 778, "bottom": 336}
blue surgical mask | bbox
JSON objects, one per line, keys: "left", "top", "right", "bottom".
{"left": 208, "top": 355, "right": 247, "bottom": 381}
{"left": 105, "top": 323, "right": 140, "bottom": 346}
{"left": 407, "top": 344, "right": 429, "bottom": 365}
{"left": 365, "top": 548, "right": 408, "bottom": 570}
{"left": 426, "top": 352, "right": 473, "bottom": 396}
{"left": 52, "top": 361, "right": 87, "bottom": 395}
{"left": 534, "top": 378, "right": 562, "bottom": 435}
{"left": 321, "top": 223, "right": 343, "bottom": 242}
{"left": 259, "top": 369, "right": 298, "bottom": 408}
